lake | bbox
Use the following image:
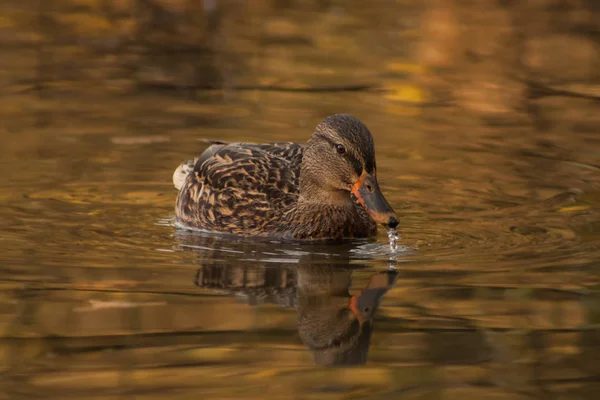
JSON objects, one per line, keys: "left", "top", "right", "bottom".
{"left": 1, "top": 0, "right": 599, "bottom": 399}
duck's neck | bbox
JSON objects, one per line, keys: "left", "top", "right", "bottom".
{"left": 278, "top": 194, "right": 375, "bottom": 240}
{"left": 298, "top": 188, "right": 352, "bottom": 207}
{"left": 298, "top": 161, "right": 352, "bottom": 207}
{"left": 285, "top": 161, "right": 376, "bottom": 240}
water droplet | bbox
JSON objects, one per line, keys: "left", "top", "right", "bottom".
{"left": 387, "top": 227, "right": 399, "bottom": 254}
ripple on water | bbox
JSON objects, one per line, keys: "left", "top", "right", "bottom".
{"left": 163, "top": 187, "right": 584, "bottom": 267}
{"left": 395, "top": 219, "right": 577, "bottom": 264}
{"left": 167, "top": 217, "right": 574, "bottom": 267}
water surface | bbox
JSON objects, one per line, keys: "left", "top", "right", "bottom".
{"left": 1, "top": 1, "right": 600, "bottom": 399}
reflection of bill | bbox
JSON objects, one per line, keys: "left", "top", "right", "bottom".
{"left": 195, "top": 262, "right": 398, "bottom": 366}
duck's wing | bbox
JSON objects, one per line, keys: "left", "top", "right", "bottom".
{"left": 175, "top": 142, "right": 304, "bottom": 233}
{"left": 249, "top": 142, "right": 304, "bottom": 166}
{"left": 173, "top": 142, "right": 303, "bottom": 191}
{"left": 201, "top": 141, "right": 303, "bottom": 165}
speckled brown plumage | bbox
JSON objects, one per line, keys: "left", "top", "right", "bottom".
{"left": 174, "top": 114, "right": 397, "bottom": 240}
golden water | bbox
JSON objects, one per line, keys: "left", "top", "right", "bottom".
{"left": 1, "top": 0, "right": 600, "bottom": 399}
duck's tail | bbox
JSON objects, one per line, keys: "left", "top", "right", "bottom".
{"left": 173, "top": 159, "right": 196, "bottom": 190}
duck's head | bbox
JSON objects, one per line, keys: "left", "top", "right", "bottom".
{"left": 300, "top": 114, "right": 398, "bottom": 229}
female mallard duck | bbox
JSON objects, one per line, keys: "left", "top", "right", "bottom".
{"left": 173, "top": 114, "right": 398, "bottom": 240}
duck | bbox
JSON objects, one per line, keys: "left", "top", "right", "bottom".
{"left": 173, "top": 114, "right": 398, "bottom": 240}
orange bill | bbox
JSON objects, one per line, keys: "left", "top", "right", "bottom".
{"left": 351, "top": 172, "right": 398, "bottom": 228}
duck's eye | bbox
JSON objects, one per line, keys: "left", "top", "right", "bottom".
{"left": 336, "top": 144, "right": 346, "bottom": 154}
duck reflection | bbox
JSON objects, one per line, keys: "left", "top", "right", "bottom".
{"left": 178, "top": 230, "right": 397, "bottom": 366}
{"left": 296, "top": 265, "right": 396, "bottom": 366}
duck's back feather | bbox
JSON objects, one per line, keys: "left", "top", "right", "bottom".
{"left": 175, "top": 142, "right": 304, "bottom": 234}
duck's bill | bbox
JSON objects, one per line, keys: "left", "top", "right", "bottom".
{"left": 351, "top": 172, "right": 398, "bottom": 228}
